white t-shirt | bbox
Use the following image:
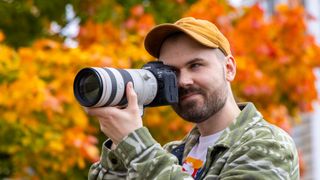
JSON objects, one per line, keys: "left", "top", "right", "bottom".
{"left": 182, "top": 131, "right": 223, "bottom": 177}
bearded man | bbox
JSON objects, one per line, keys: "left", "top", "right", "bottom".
{"left": 87, "top": 17, "right": 299, "bottom": 180}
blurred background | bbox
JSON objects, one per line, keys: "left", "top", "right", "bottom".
{"left": 0, "top": 0, "right": 319, "bottom": 179}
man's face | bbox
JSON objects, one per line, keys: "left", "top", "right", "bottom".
{"left": 159, "top": 34, "right": 229, "bottom": 123}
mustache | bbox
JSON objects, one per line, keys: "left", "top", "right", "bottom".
{"left": 179, "top": 86, "right": 205, "bottom": 98}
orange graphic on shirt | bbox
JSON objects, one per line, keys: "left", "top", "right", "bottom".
{"left": 182, "top": 156, "right": 203, "bottom": 177}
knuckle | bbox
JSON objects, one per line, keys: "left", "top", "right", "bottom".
{"left": 130, "top": 91, "right": 137, "bottom": 97}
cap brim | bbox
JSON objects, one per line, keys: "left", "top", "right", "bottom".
{"left": 144, "top": 24, "right": 219, "bottom": 58}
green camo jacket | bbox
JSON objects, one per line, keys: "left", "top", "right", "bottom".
{"left": 88, "top": 102, "right": 299, "bottom": 179}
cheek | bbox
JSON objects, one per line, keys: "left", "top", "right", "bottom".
{"left": 194, "top": 71, "right": 225, "bottom": 91}
{"left": 193, "top": 75, "right": 215, "bottom": 89}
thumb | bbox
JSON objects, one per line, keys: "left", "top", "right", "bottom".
{"left": 126, "top": 82, "right": 139, "bottom": 109}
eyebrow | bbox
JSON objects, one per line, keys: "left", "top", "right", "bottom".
{"left": 164, "top": 58, "right": 206, "bottom": 71}
{"left": 185, "top": 58, "right": 205, "bottom": 67}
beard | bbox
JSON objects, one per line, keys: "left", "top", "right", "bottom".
{"left": 172, "top": 83, "right": 228, "bottom": 123}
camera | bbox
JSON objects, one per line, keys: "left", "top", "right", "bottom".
{"left": 73, "top": 61, "right": 178, "bottom": 113}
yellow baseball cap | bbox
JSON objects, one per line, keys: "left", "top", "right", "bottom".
{"left": 144, "top": 17, "right": 231, "bottom": 58}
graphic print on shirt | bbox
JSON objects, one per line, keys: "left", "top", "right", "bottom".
{"left": 182, "top": 156, "right": 203, "bottom": 177}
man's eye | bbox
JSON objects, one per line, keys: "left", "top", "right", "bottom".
{"left": 190, "top": 63, "right": 201, "bottom": 69}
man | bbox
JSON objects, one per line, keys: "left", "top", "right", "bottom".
{"left": 87, "top": 17, "right": 299, "bottom": 179}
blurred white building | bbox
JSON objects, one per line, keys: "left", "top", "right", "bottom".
{"left": 229, "top": 0, "right": 320, "bottom": 179}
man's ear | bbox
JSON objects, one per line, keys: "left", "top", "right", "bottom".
{"left": 225, "top": 55, "right": 236, "bottom": 82}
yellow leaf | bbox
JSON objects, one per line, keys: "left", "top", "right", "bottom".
{"left": 48, "top": 141, "right": 64, "bottom": 152}
{"left": 0, "top": 31, "right": 4, "bottom": 42}
{"left": 3, "top": 111, "right": 17, "bottom": 123}
{"left": 77, "top": 157, "right": 85, "bottom": 169}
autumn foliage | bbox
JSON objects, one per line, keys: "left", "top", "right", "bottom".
{"left": 0, "top": 0, "right": 319, "bottom": 178}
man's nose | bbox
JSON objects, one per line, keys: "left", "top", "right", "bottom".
{"left": 178, "top": 71, "right": 193, "bottom": 87}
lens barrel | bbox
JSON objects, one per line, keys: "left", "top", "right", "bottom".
{"left": 73, "top": 67, "right": 158, "bottom": 107}
{"left": 73, "top": 68, "right": 103, "bottom": 107}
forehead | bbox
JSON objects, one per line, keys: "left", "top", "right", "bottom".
{"left": 159, "top": 34, "right": 219, "bottom": 67}
{"left": 159, "top": 33, "right": 204, "bottom": 55}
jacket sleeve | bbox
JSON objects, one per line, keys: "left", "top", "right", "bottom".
{"left": 88, "top": 140, "right": 127, "bottom": 180}
{"left": 89, "top": 127, "right": 193, "bottom": 180}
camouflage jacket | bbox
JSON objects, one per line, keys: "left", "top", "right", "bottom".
{"left": 88, "top": 103, "right": 299, "bottom": 179}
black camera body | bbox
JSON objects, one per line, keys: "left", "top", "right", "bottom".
{"left": 142, "top": 61, "right": 178, "bottom": 107}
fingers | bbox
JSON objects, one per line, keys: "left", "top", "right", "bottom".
{"left": 85, "top": 106, "right": 117, "bottom": 117}
{"left": 126, "top": 82, "right": 139, "bottom": 110}
{"left": 84, "top": 106, "right": 102, "bottom": 116}
{"left": 84, "top": 81, "right": 138, "bottom": 116}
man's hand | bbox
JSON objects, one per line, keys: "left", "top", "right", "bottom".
{"left": 85, "top": 82, "right": 142, "bottom": 146}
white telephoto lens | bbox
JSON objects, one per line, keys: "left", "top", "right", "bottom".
{"left": 108, "top": 68, "right": 125, "bottom": 106}
{"left": 127, "top": 69, "right": 158, "bottom": 106}
{"left": 94, "top": 67, "right": 112, "bottom": 107}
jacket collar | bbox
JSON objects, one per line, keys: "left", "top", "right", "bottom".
{"left": 181, "top": 102, "right": 263, "bottom": 155}
{"left": 214, "top": 102, "right": 263, "bottom": 148}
